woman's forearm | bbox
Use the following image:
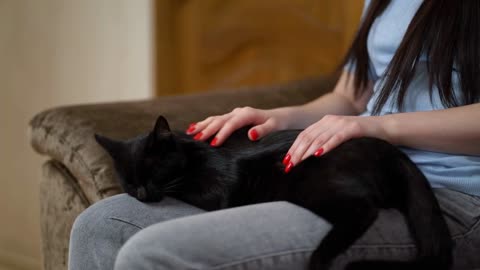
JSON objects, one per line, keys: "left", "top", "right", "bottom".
{"left": 380, "top": 103, "right": 480, "bottom": 155}
{"left": 279, "top": 92, "right": 361, "bottom": 129}
{"left": 279, "top": 71, "right": 374, "bottom": 130}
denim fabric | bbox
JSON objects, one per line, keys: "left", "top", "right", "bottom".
{"left": 69, "top": 188, "right": 480, "bottom": 270}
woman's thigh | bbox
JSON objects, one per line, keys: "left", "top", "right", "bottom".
{"left": 114, "top": 200, "right": 331, "bottom": 270}
{"left": 114, "top": 189, "right": 480, "bottom": 270}
{"left": 335, "top": 188, "right": 480, "bottom": 269}
{"left": 69, "top": 194, "right": 205, "bottom": 270}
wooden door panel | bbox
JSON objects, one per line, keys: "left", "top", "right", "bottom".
{"left": 155, "top": 0, "right": 364, "bottom": 95}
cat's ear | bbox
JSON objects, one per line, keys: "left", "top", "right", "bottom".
{"left": 94, "top": 134, "right": 124, "bottom": 159}
{"left": 153, "top": 115, "right": 171, "bottom": 140}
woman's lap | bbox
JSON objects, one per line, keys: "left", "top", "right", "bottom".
{"left": 336, "top": 188, "right": 480, "bottom": 269}
{"left": 68, "top": 194, "right": 205, "bottom": 270}
{"left": 69, "top": 189, "right": 480, "bottom": 270}
{"left": 114, "top": 199, "right": 331, "bottom": 270}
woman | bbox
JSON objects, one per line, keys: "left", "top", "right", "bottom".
{"left": 69, "top": 1, "right": 480, "bottom": 269}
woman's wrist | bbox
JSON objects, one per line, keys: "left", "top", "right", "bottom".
{"left": 363, "top": 115, "right": 398, "bottom": 145}
{"left": 375, "top": 114, "right": 404, "bottom": 145}
{"left": 272, "top": 104, "right": 333, "bottom": 130}
{"left": 268, "top": 106, "right": 303, "bottom": 130}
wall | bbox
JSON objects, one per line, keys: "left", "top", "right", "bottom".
{"left": 0, "top": 1, "right": 153, "bottom": 269}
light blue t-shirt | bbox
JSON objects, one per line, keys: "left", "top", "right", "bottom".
{"left": 358, "top": 0, "right": 480, "bottom": 196}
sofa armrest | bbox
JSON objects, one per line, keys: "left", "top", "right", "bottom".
{"left": 29, "top": 76, "right": 336, "bottom": 203}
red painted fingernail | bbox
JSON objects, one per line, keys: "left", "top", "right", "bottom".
{"left": 284, "top": 162, "right": 294, "bottom": 173}
{"left": 193, "top": 132, "right": 203, "bottom": 140}
{"left": 282, "top": 154, "right": 291, "bottom": 165}
{"left": 186, "top": 125, "right": 196, "bottom": 133}
{"left": 250, "top": 129, "right": 259, "bottom": 141}
{"left": 314, "top": 148, "right": 324, "bottom": 157}
{"left": 210, "top": 137, "right": 218, "bottom": 147}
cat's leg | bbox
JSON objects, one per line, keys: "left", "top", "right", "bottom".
{"left": 68, "top": 194, "right": 205, "bottom": 270}
{"left": 308, "top": 201, "right": 378, "bottom": 270}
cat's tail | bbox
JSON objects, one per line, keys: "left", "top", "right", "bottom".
{"left": 348, "top": 156, "right": 454, "bottom": 270}
{"left": 398, "top": 156, "right": 453, "bottom": 268}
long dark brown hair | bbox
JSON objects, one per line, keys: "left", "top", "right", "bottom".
{"left": 343, "top": 0, "right": 480, "bottom": 114}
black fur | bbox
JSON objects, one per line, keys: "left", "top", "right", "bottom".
{"left": 95, "top": 115, "right": 453, "bottom": 270}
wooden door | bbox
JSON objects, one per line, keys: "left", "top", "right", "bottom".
{"left": 155, "top": 0, "right": 364, "bottom": 95}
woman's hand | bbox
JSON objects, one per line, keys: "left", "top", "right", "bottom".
{"left": 186, "top": 106, "right": 294, "bottom": 146}
{"left": 283, "top": 115, "right": 389, "bottom": 173}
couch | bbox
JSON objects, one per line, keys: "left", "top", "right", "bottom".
{"left": 29, "top": 76, "right": 334, "bottom": 270}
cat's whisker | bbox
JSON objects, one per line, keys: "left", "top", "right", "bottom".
{"left": 163, "top": 180, "right": 180, "bottom": 190}
{"left": 164, "top": 185, "right": 182, "bottom": 194}
{"left": 163, "top": 176, "right": 184, "bottom": 192}
{"left": 164, "top": 189, "right": 179, "bottom": 195}
{"left": 166, "top": 179, "right": 181, "bottom": 185}
{"left": 164, "top": 182, "right": 182, "bottom": 191}
{"left": 163, "top": 185, "right": 179, "bottom": 193}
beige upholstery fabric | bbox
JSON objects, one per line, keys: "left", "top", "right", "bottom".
{"left": 40, "top": 160, "right": 90, "bottom": 270}
{"left": 29, "top": 76, "right": 335, "bottom": 270}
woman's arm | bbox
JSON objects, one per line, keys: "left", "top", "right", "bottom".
{"left": 188, "top": 71, "right": 372, "bottom": 145}
{"left": 381, "top": 103, "right": 480, "bottom": 155}
{"left": 284, "top": 75, "right": 480, "bottom": 172}
{"left": 285, "top": 71, "right": 374, "bottom": 129}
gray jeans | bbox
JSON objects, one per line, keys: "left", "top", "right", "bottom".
{"left": 68, "top": 188, "right": 480, "bottom": 270}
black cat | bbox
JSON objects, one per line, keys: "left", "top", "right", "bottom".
{"left": 95, "top": 115, "right": 453, "bottom": 270}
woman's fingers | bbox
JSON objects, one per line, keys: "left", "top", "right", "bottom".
{"left": 200, "top": 119, "right": 232, "bottom": 143}
{"left": 188, "top": 107, "right": 275, "bottom": 147}
{"left": 211, "top": 115, "right": 253, "bottom": 146}
{"left": 186, "top": 116, "right": 216, "bottom": 135}
{"left": 300, "top": 133, "right": 330, "bottom": 161}
{"left": 248, "top": 118, "right": 279, "bottom": 141}
{"left": 315, "top": 121, "right": 363, "bottom": 156}
{"left": 283, "top": 115, "right": 367, "bottom": 173}
{"left": 213, "top": 108, "right": 272, "bottom": 146}
{"left": 187, "top": 107, "right": 248, "bottom": 141}
{"left": 284, "top": 126, "right": 329, "bottom": 172}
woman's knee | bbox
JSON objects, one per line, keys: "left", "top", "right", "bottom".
{"left": 114, "top": 223, "right": 196, "bottom": 270}
{"left": 69, "top": 194, "right": 143, "bottom": 270}
{"left": 71, "top": 194, "right": 206, "bottom": 269}
{"left": 71, "top": 195, "right": 112, "bottom": 246}
{"left": 71, "top": 194, "right": 140, "bottom": 241}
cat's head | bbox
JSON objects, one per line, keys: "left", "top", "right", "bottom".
{"left": 94, "top": 116, "right": 187, "bottom": 202}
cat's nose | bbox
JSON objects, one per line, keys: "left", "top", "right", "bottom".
{"left": 136, "top": 186, "right": 147, "bottom": 201}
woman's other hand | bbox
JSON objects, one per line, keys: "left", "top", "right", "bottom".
{"left": 282, "top": 115, "right": 389, "bottom": 173}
